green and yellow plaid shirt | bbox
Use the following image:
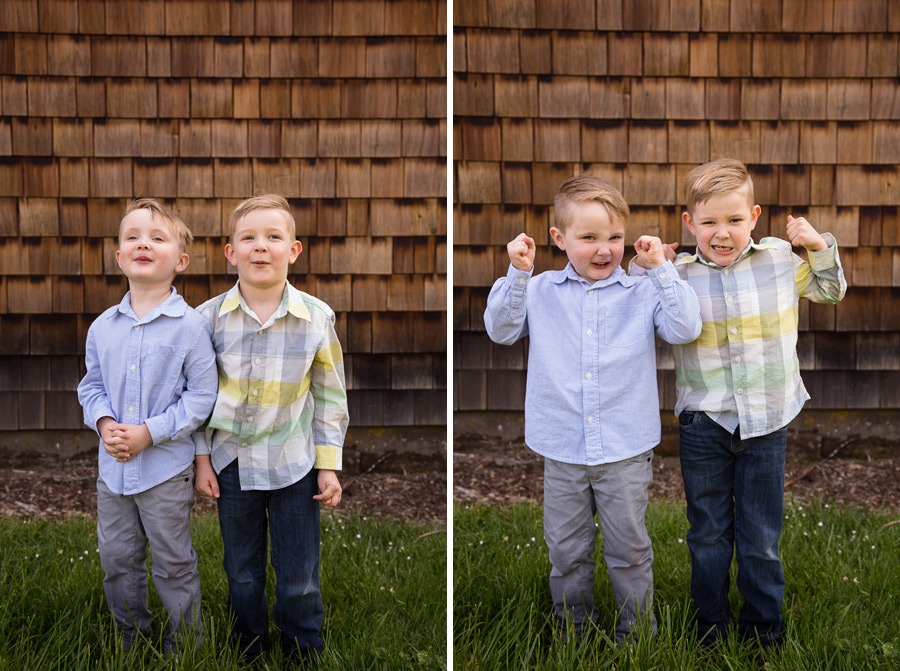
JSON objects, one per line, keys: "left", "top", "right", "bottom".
{"left": 194, "top": 281, "right": 348, "bottom": 490}
{"left": 672, "top": 234, "right": 846, "bottom": 439}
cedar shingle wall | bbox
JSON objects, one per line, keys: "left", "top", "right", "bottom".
{"left": 0, "top": 0, "right": 447, "bottom": 434}
{"left": 453, "top": 0, "right": 900, "bottom": 413}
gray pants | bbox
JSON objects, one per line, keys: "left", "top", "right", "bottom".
{"left": 543, "top": 452, "right": 657, "bottom": 642}
{"left": 97, "top": 465, "right": 202, "bottom": 652}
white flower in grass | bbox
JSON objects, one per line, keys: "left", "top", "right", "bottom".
{"left": 872, "top": 545, "right": 876, "bottom": 550}
{"left": 406, "top": 556, "right": 411, "bottom": 560}
{"left": 356, "top": 534, "right": 361, "bottom": 539}
{"left": 818, "top": 522, "right": 823, "bottom": 527}
{"left": 853, "top": 577, "right": 860, "bottom": 583}
{"left": 678, "top": 539, "right": 684, "bottom": 544}
{"left": 531, "top": 537, "right": 536, "bottom": 542}
{"left": 843, "top": 576, "right": 848, "bottom": 581}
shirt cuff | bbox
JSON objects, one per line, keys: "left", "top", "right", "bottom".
{"left": 193, "top": 429, "right": 211, "bottom": 456}
{"left": 144, "top": 416, "right": 166, "bottom": 446}
{"left": 314, "top": 444, "right": 342, "bottom": 471}
{"left": 646, "top": 259, "right": 677, "bottom": 287}
{"left": 807, "top": 232, "right": 839, "bottom": 271}
{"left": 506, "top": 263, "right": 532, "bottom": 288}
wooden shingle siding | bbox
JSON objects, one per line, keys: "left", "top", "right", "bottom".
{"left": 454, "top": 0, "right": 900, "bottom": 413}
{"left": 1, "top": 1, "right": 446, "bottom": 436}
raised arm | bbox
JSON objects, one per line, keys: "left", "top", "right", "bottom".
{"left": 484, "top": 233, "right": 535, "bottom": 345}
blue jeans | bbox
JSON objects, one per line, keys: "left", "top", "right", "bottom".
{"left": 678, "top": 411, "right": 786, "bottom": 646}
{"left": 216, "top": 461, "right": 323, "bottom": 661}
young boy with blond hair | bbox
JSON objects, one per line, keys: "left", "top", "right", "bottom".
{"left": 665, "top": 158, "right": 847, "bottom": 647}
{"left": 193, "top": 194, "right": 348, "bottom": 664}
{"left": 484, "top": 174, "right": 701, "bottom": 642}
{"left": 77, "top": 198, "right": 218, "bottom": 652}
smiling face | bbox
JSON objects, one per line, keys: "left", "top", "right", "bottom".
{"left": 550, "top": 201, "right": 625, "bottom": 284}
{"left": 683, "top": 186, "right": 761, "bottom": 267}
{"left": 225, "top": 208, "right": 302, "bottom": 292}
{"left": 116, "top": 208, "right": 189, "bottom": 285}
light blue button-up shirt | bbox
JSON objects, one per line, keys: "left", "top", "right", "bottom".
{"left": 485, "top": 262, "right": 701, "bottom": 466}
{"left": 77, "top": 288, "right": 218, "bottom": 495}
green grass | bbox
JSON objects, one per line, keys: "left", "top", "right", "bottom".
{"left": 454, "top": 499, "right": 900, "bottom": 670}
{"left": 0, "top": 512, "right": 446, "bottom": 670}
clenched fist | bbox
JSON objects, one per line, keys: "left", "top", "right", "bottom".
{"left": 507, "top": 232, "right": 536, "bottom": 272}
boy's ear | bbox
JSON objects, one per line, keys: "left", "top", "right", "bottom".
{"left": 176, "top": 252, "right": 190, "bottom": 273}
{"left": 548, "top": 227, "right": 566, "bottom": 251}
{"left": 681, "top": 211, "right": 695, "bottom": 236}
{"left": 749, "top": 204, "right": 761, "bottom": 231}
{"left": 289, "top": 240, "right": 302, "bottom": 263}
{"left": 224, "top": 242, "right": 237, "bottom": 267}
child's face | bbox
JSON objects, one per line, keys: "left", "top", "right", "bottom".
{"left": 116, "top": 209, "right": 189, "bottom": 284}
{"left": 683, "top": 187, "right": 761, "bottom": 267}
{"left": 549, "top": 201, "right": 625, "bottom": 284}
{"left": 225, "top": 209, "right": 302, "bottom": 292}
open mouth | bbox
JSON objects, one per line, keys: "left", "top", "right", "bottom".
{"left": 711, "top": 245, "right": 733, "bottom": 254}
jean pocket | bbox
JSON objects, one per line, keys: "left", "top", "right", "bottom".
{"left": 604, "top": 304, "right": 648, "bottom": 348}
{"left": 678, "top": 410, "right": 700, "bottom": 430}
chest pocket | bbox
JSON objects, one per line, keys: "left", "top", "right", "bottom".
{"left": 145, "top": 345, "right": 189, "bottom": 389}
{"left": 604, "top": 305, "right": 648, "bottom": 348}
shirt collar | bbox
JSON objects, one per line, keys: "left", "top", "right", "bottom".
{"left": 550, "top": 263, "right": 636, "bottom": 289}
{"left": 219, "top": 281, "right": 311, "bottom": 322}
{"left": 676, "top": 239, "right": 777, "bottom": 269}
{"left": 112, "top": 287, "right": 185, "bottom": 322}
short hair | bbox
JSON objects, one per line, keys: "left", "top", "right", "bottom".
{"left": 553, "top": 174, "right": 630, "bottom": 231}
{"left": 228, "top": 194, "right": 296, "bottom": 240}
{"left": 121, "top": 198, "right": 193, "bottom": 252}
{"left": 684, "top": 158, "right": 755, "bottom": 213}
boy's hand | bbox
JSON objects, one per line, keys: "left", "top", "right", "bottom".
{"left": 104, "top": 423, "right": 153, "bottom": 462}
{"left": 786, "top": 215, "right": 828, "bottom": 252}
{"left": 314, "top": 470, "right": 342, "bottom": 507}
{"left": 507, "top": 232, "right": 536, "bottom": 272}
{"left": 194, "top": 455, "right": 219, "bottom": 498}
{"left": 633, "top": 236, "right": 676, "bottom": 269}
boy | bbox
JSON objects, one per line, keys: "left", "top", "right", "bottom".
{"left": 77, "top": 199, "right": 218, "bottom": 652}
{"left": 193, "top": 194, "right": 348, "bottom": 664}
{"left": 484, "top": 174, "right": 701, "bottom": 642}
{"left": 668, "top": 158, "right": 846, "bottom": 647}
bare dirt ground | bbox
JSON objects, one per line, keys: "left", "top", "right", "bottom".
{"left": 453, "top": 436, "right": 900, "bottom": 512}
{"left": 0, "top": 456, "right": 446, "bottom": 525}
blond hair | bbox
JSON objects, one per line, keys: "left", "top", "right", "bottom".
{"left": 228, "top": 194, "right": 296, "bottom": 240}
{"left": 553, "top": 174, "right": 630, "bottom": 231}
{"left": 684, "top": 158, "right": 755, "bottom": 213}
{"left": 122, "top": 198, "right": 193, "bottom": 252}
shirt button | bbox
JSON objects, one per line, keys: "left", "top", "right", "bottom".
{"left": 586, "top": 372, "right": 592, "bottom": 379}
{"left": 246, "top": 416, "right": 254, "bottom": 423}
{"left": 726, "top": 295, "right": 734, "bottom": 303}
{"left": 254, "top": 358, "right": 261, "bottom": 365}
{"left": 737, "top": 389, "right": 744, "bottom": 395}
{"left": 735, "top": 355, "right": 742, "bottom": 363}
{"left": 731, "top": 327, "right": 738, "bottom": 334}
{"left": 659, "top": 272, "right": 666, "bottom": 278}
{"left": 241, "top": 443, "right": 248, "bottom": 448}
{"left": 517, "top": 277, "right": 526, "bottom": 284}
{"left": 723, "top": 269, "right": 730, "bottom": 275}
{"left": 587, "top": 416, "right": 594, "bottom": 424}
{"left": 251, "top": 389, "right": 259, "bottom": 396}
{"left": 128, "top": 406, "right": 134, "bottom": 413}
{"left": 130, "top": 365, "right": 136, "bottom": 371}
{"left": 134, "top": 325, "right": 141, "bottom": 331}
{"left": 587, "top": 290, "right": 593, "bottom": 295}
{"left": 586, "top": 329, "right": 592, "bottom": 336}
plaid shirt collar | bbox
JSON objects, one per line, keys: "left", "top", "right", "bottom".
{"left": 677, "top": 239, "right": 777, "bottom": 269}
{"left": 218, "top": 281, "right": 311, "bottom": 323}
